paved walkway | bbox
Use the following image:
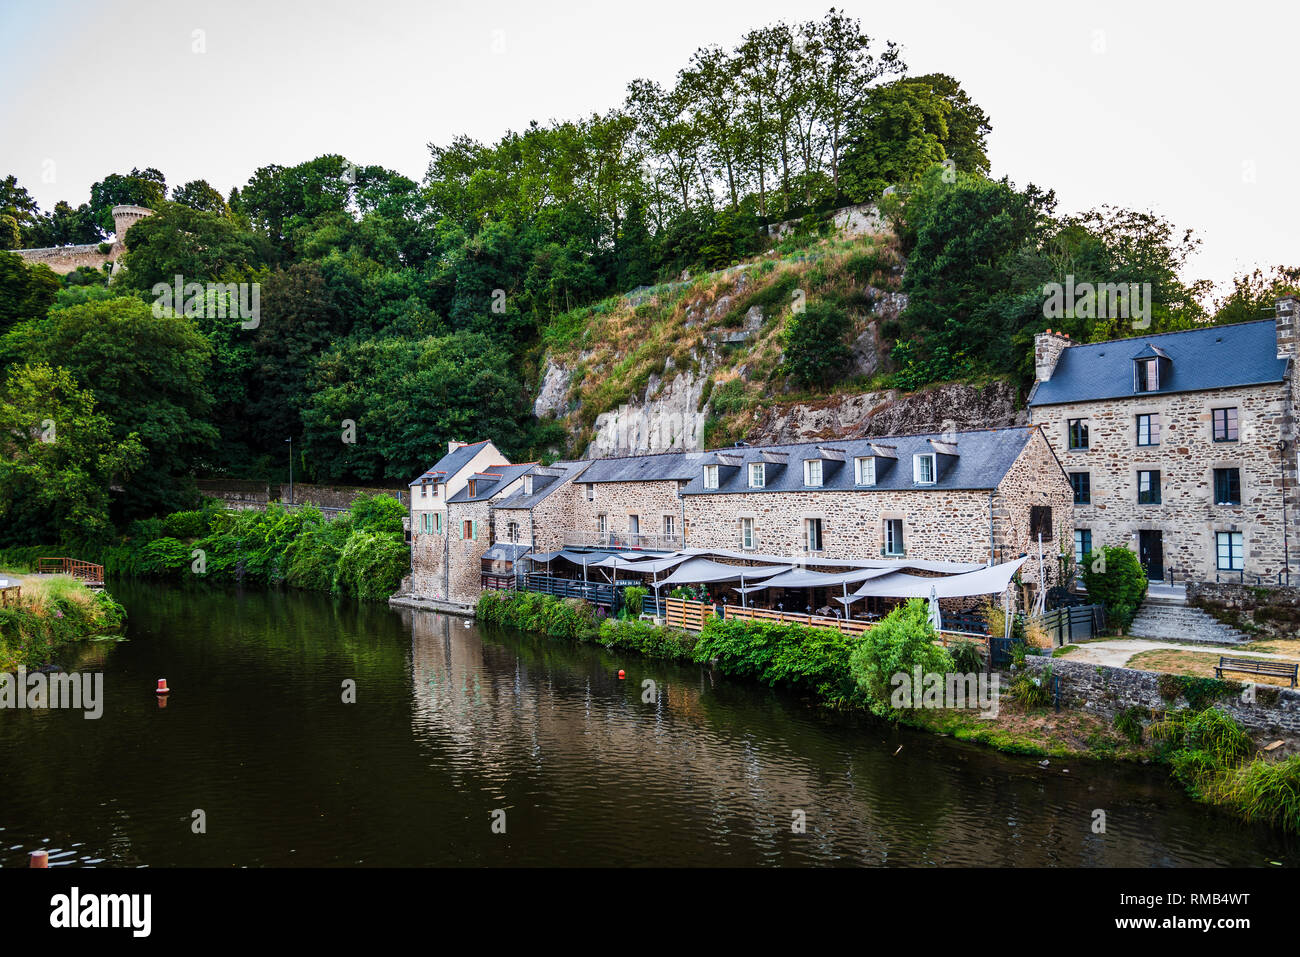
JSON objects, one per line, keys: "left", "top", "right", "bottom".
{"left": 1065, "top": 638, "right": 1294, "bottom": 669}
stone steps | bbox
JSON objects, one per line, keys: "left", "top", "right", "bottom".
{"left": 1128, "top": 601, "right": 1250, "bottom": 645}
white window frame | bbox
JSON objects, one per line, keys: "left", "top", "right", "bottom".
{"left": 1216, "top": 531, "right": 1244, "bottom": 571}
{"left": 597, "top": 514, "right": 607, "bottom": 536}
{"left": 703, "top": 465, "right": 719, "bottom": 490}
{"left": 854, "top": 456, "right": 875, "bottom": 486}
{"left": 740, "top": 517, "right": 755, "bottom": 550}
{"left": 663, "top": 514, "right": 675, "bottom": 538}
{"left": 804, "top": 517, "right": 823, "bottom": 552}
{"left": 748, "top": 462, "right": 765, "bottom": 488}
{"left": 804, "top": 459, "right": 823, "bottom": 487}
{"left": 913, "top": 453, "right": 936, "bottom": 485}
{"left": 585, "top": 483, "right": 595, "bottom": 501}
{"left": 884, "top": 518, "right": 904, "bottom": 556}
{"left": 523, "top": 475, "right": 533, "bottom": 495}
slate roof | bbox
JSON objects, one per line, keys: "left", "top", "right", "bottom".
{"left": 446, "top": 464, "right": 534, "bottom": 503}
{"left": 679, "top": 427, "right": 1037, "bottom": 495}
{"left": 578, "top": 451, "right": 701, "bottom": 483}
{"left": 494, "top": 461, "right": 590, "bottom": 510}
{"left": 408, "top": 440, "right": 493, "bottom": 486}
{"left": 1028, "top": 320, "right": 1288, "bottom": 407}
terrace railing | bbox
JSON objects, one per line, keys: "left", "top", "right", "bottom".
{"left": 524, "top": 574, "right": 620, "bottom": 611}
{"left": 562, "top": 531, "right": 682, "bottom": 551}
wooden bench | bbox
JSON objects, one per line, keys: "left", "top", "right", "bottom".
{"left": 1215, "top": 656, "right": 1298, "bottom": 688}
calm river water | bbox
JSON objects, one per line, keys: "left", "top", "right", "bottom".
{"left": 0, "top": 580, "right": 1293, "bottom": 867}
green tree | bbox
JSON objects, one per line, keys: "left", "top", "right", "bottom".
{"left": 0, "top": 363, "right": 144, "bottom": 545}
{"left": 848, "top": 599, "right": 954, "bottom": 715}
{"left": 0, "top": 252, "right": 59, "bottom": 334}
{"left": 171, "top": 179, "right": 230, "bottom": 216}
{"left": 2, "top": 296, "right": 217, "bottom": 518}
{"left": 117, "top": 202, "right": 265, "bottom": 289}
{"left": 782, "top": 300, "right": 853, "bottom": 387}
{"left": 89, "top": 167, "right": 167, "bottom": 234}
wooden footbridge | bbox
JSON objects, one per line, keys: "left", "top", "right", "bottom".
{"left": 36, "top": 557, "right": 106, "bottom": 588}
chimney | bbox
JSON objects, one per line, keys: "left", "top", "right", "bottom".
{"left": 1034, "top": 329, "right": 1073, "bottom": 382}
{"left": 1277, "top": 296, "right": 1298, "bottom": 359}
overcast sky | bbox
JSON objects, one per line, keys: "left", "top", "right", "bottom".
{"left": 1, "top": 0, "right": 1294, "bottom": 298}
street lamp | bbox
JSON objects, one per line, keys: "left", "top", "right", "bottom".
{"left": 285, "top": 437, "right": 294, "bottom": 505}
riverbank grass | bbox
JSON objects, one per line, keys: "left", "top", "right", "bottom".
{"left": 0, "top": 573, "right": 126, "bottom": 671}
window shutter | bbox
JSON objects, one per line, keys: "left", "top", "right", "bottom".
{"left": 471, "top": 520, "right": 477, "bottom": 540}
{"left": 913, "top": 456, "right": 921, "bottom": 483}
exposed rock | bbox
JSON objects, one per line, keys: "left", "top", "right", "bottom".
{"left": 585, "top": 369, "right": 710, "bottom": 457}
{"left": 748, "top": 381, "right": 1024, "bottom": 445}
{"left": 533, "top": 359, "right": 573, "bottom": 419}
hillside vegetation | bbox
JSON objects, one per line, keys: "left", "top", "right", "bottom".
{"left": 1, "top": 6, "right": 1296, "bottom": 552}
{"left": 540, "top": 225, "right": 907, "bottom": 451}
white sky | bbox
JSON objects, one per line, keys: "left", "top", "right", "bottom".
{"left": 1, "top": 0, "right": 1295, "bottom": 298}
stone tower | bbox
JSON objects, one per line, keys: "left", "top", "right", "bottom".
{"left": 111, "top": 205, "right": 153, "bottom": 242}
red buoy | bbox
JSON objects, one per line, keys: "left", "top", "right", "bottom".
{"left": 30, "top": 850, "right": 48, "bottom": 868}
{"left": 617, "top": 670, "right": 625, "bottom": 680}
{"left": 156, "top": 678, "right": 171, "bottom": 695}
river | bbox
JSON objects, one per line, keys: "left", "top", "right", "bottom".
{"left": 0, "top": 580, "right": 1292, "bottom": 867}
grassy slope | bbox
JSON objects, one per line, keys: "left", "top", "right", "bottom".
{"left": 538, "top": 230, "right": 907, "bottom": 455}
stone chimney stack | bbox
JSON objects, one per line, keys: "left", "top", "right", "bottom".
{"left": 1034, "top": 329, "right": 1073, "bottom": 382}
{"left": 1277, "top": 296, "right": 1298, "bottom": 359}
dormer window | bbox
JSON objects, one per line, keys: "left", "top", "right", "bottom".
{"left": 703, "top": 465, "right": 719, "bottom": 489}
{"left": 913, "top": 453, "right": 936, "bottom": 485}
{"left": 854, "top": 456, "right": 875, "bottom": 486}
{"left": 803, "top": 459, "right": 823, "bottom": 487}
{"left": 584, "top": 482, "right": 594, "bottom": 501}
{"left": 1135, "top": 356, "right": 1160, "bottom": 392}
{"left": 748, "top": 463, "right": 765, "bottom": 488}
{"left": 467, "top": 479, "right": 477, "bottom": 497}
{"left": 523, "top": 475, "right": 533, "bottom": 495}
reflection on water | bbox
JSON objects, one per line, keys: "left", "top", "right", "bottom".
{"left": 0, "top": 580, "right": 1291, "bottom": 867}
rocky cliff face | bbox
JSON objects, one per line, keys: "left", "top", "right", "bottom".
{"left": 747, "top": 380, "right": 1025, "bottom": 445}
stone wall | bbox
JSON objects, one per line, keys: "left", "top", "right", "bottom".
{"left": 1187, "top": 581, "right": 1300, "bottom": 640}
{"left": 572, "top": 480, "right": 685, "bottom": 546}
{"left": 411, "top": 526, "right": 449, "bottom": 600}
{"left": 1030, "top": 381, "right": 1297, "bottom": 582}
{"left": 1025, "top": 657, "right": 1300, "bottom": 739}
{"left": 445, "top": 499, "right": 493, "bottom": 604}
{"left": 12, "top": 243, "right": 118, "bottom": 276}
{"left": 279, "top": 483, "right": 408, "bottom": 508}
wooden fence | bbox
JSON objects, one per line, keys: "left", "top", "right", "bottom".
{"left": 664, "top": 598, "right": 712, "bottom": 631}
{"left": 36, "top": 558, "right": 104, "bottom": 585}
{"left": 723, "top": 605, "right": 874, "bottom": 636}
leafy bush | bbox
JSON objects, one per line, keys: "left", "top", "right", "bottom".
{"left": 948, "top": 639, "right": 983, "bottom": 674}
{"left": 1113, "top": 706, "right": 1146, "bottom": 745}
{"left": 1008, "top": 665, "right": 1053, "bottom": 709}
{"left": 1080, "top": 545, "right": 1148, "bottom": 633}
{"left": 781, "top": 301, "right": 853, "bottom": 388}
{"left": 693, "top": 616, "right": 858, "bottom": 705}
{"left": 847, "top": 599, "right": 952, "bottom": 714}
{"left": 599, "top": 618, "right": 696, "bottom": 661}
{"left": 621, "top": 585, "right": 648, "bottom": 618}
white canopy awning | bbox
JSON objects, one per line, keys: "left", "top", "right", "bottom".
{"left": 849, "top": 557, "right": 1028, "bottom": 599}
{"left": 589, "top": 553, "right": 691, "bottom": 574}
{"left": 733, "top": 566, "right": 896, "bottom": 594}
{"left": 659, "top": 557, "right": 793, "bottom": 586}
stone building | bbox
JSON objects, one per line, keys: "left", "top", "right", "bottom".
{"left": 10, "top": 205, "right": 153, "bottom": 275}
{"left": 404, "top": 426, "right": 1074, "bottom": 608}
{"left": 1028, "top": 302, "right": 1299, "bottom": 583}
{"left": 678, "top": 427, "right": 1072, "bottom": 586}
{"left": 407, "top": 440, "right": 510, "bottom": 602}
